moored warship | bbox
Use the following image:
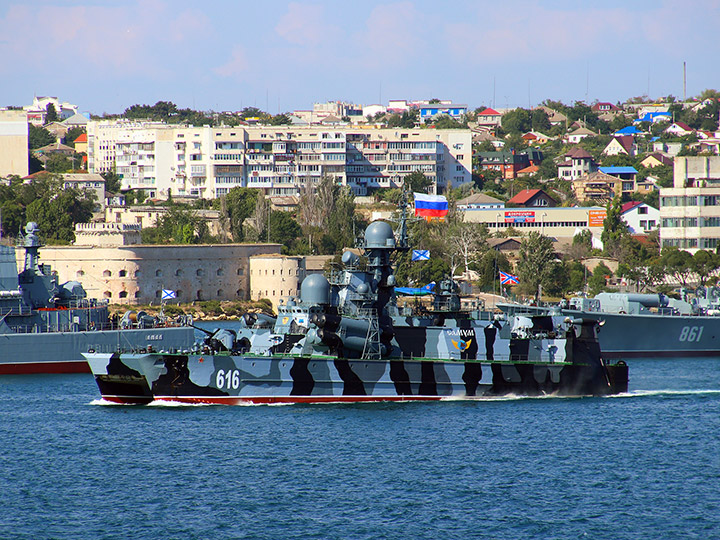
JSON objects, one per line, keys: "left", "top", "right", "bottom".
{"left": 499, "top": 289, "right": 720, "bottom": 359}
{"left": 0, "top": 223, "right": 195, "bottom": 374}
{"left": 85, "top": 200, "right": 628, "bottom": 404}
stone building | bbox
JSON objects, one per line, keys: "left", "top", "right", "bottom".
{"left": 249, "top": 254, "right": 333, "bottom": 310}
{"left": 21, "top": 222, "right": 281, "bottom": 304}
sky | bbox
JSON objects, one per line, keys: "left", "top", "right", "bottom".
{"left": 1, "top": 0, "right": 719, "bottom": 116}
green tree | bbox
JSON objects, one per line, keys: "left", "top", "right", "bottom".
{"left": 44, "top": 153, "right": 75, "bottom": 173}
{"left": 501, "top": 108, "right": 532, "bottom": 134}
{"left": 28, "top": 124, "right": 55, "bottom": 150}
{"left": 661, "top": 247, "right": 694, "bottom": 290}
{"left": 601, "top": 197, "right": 630, "bottom": 257}
{"left": 530, "top": 108, "right": 551, "bottom": 132}
{"left": 221, "top": 187, "right": 260, "bottom": 241}
{"left": 101, "top": 171, "right": 123, "bottom": 193}
{"left": 404, "top": 171, "right": 432, "bottom": 193}
{"left": 45, "top": 103, "right": 58, "bottom": 124}
{"left": 63, "top": 126, "right": 85, "bottom": 147}
{"left": 25, "top": 183, "right": 95, "bottom": 244}
{"left": 588, "top": 262, "right": 612, "bottom": 296}
{"left": 517, "top": 232, "right": 556, "bottom": 301}
{"left": 691, "top": 250, "right": 719, "bottom": 286}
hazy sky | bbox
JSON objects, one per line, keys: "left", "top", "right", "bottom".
{"left": 1, "top": 0, "right": 719, "bottom": 115}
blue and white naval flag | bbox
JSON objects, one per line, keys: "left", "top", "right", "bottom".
{"left": 499, "top": 271, "right": 519, "bottom": 285}
{"left": 162, "top": 289, "right": 177, "bottom": 300}
{"left": 412, "top": 249, "right": 430, "bottom": 261}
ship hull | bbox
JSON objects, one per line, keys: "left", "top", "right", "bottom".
{"left": 499, "top": 305, "right": 720, "bottom": 359}
{"left": 85, "top": 351, "right": 628, "bottom": 405}
{"left": 0, "top": 326, "right": 196, "bottom": 375}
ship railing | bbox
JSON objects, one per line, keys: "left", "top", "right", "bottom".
{"left": 0, "top": 304, "right": 32, "bottom": 317}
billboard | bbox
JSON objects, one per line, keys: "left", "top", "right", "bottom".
{"left": 504, "top": 210, "right": 535, "bottom": 223}
{"left": 588, "top": 209, "right": 607, "bottom": 227}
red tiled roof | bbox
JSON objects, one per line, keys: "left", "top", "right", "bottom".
{"left": 508, "top": 188, "right": 542, "bottom": 204}
{"left": 74, "top": 132, "right": 87, "bottom": 143}
{"left": 517, "top": 164, "right": 539, "bottom": 174}
{"left": 673, "top": 121, "right": 693, "bottom": 131}
{"left": 478, "top": 107, "right": 500, "bottom": 116}
{"left": 621, "top": 201, "right": 642, "bottom": 214}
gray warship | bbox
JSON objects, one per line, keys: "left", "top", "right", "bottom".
{"left": 499, "top": 289, "right": 720, "bottom": 359}
{"left": 84, "top": 200, "right": 628, "bottom": 404}
{"left": 0, "top": 223, "right": 195, "bottom": 374}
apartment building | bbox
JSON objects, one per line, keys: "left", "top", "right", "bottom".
{"left": 87, "top": 122, "right": 472, "bottom": 199}
{"left": 0, "top": 110, "right": 29, "bottom": 177}
{"left": 660, "top": 156, "right": 720, "bottom": 252}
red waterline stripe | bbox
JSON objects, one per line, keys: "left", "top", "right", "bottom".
{"left": 148, "top": 395, "right": 444, "bottom": 405}
{"left": 0, "top": 361, "right": 90, "bottom": 375}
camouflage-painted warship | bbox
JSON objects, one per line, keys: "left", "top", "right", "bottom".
{"left": 84, "top": 199, "right": 628, "bottom": 404}
{"left": 0, "top": 223, "right": 195, "bottom": 374}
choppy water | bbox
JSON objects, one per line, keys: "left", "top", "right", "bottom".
{"left": 1, "top": 358, "right": 719, "bottom": 539}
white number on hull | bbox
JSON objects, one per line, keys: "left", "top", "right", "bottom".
{"left": 215, "top": 369, "right": 240, "bottom": 390}
{"left": 679, "top": 326, "right": 704, "bottom": 342}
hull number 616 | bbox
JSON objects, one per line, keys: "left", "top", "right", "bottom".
{"left": 216, "top": 369, "right": 240, "bottom": 390}
{"left": 679, "top": 326, "right": 704, "bottom": 342}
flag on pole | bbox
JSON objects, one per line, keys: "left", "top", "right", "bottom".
{"left": 412, "top": 249, "right": 430, "bottom": 261}
{"left": 162, "top": 289, "right": 177, "bottom": 300}
{"left": 499, "top": 271, "right": 519, "bottom": 285}
{"left": 413, "top": 192, "right": 448, "bottom": 220}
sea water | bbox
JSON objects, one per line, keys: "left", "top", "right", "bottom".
{"left": 1, "top": 358, "right": 719, "bottom": 540}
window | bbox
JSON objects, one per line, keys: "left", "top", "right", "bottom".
{"left": 119, "top": 291, "right": 128, "bottom": 298}
{"left": 196, "top": 269, "right": 204, "bottom": 277}
{"left": 103, "top": 270, "right": 112, "bottom": 277}
{"left": 119, "top": 270, "right": 127, "bottom": 277}
{"left": 103, "top": 291, "right": 112, "bottom": 298}
{"left": 156, "top": 269, "right": 162, "bottom": 277}
{"left": 176, "top": 269, "right": 183, "bottom": 277}
{"left": 217, "top": 268, "right": 224, "bottom": 276}
{"left": 155, "top": 290, "right": 162, "bottom": 298}
{"left": 76, "top": 270, "right": 84, "bottom": 277}
{"left": 638, "top": 206, "right": 648, "bottom": 215}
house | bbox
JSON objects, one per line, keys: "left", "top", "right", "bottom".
{"left": 475, "top": 150, "right": 531, "bottom": 180}
{"left": 635, "top": 112, "right": 672, "bottom": 124}
{"left": 73, "top": 132, "right": 88, "bottom": 154}
{"left": 566, "top": 126, "right": 597, "bottom": 144}
{"left": 419, "top": 103, "right": 468, "bottom": 121}
{"left": 487, "top": 237, "right": 522, "bottom": 252}
{"left": 598, "top": 166, "right": 638, "bottom": 181}
{"left": 653, "top": 140, "right": 683, "bottom": 156}
{"left": 614, "top": 126, "right": 643, "bottom": 136}
{"left": 44, "top": 122, "right": 69, "bottom": 142}
{"left": 521, "top": 131, "right": 553, "bottom": 144}
{"left": 62, "top": 112, "right": 89, "bottom": 127}
{"left": 516, "top": 164, "right": 539, "bottom": 177}
{"left": 557, "top": 146, "right": 597, "bottom": 181}
{"left": 62, "top": 173, "right": 105, "bottom": 210}
{"left": 603, "top": 135, "right": 636, "bottom": 157}
{"left": 592, "top": 102, "right": 621, "bottom": 113}
{"left": 508, "top": 188, "right": 557, "bottom": 208}
{"left": 456, "top": 193, "right": 504, "bottom": 210}
{"left": 640, "top": 153, "right": 673, "bottom": 168}
{"left": 536, "top": 106, "right": 567, "bottom": 126}
{"left": 476, "top": 107, "right": 502, "bottom": 128}
{"left": 621, "top": 201, "right": 659, "bottom": 234}
{"left": 32, "top": 142, "right": 78, "bottom": 165}
{"left": 664, "top": 121, "right": 694, "bottom": 136}
{"left": 572, "top": 171, "right": 621, "bottom": 204}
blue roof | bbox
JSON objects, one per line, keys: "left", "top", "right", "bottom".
{"left": 635, "top": 112, "right": 672, "bottom": 123}
{"left": 599, "top": 166, "right": 638, "bottom": 174}
{"left": 614, "top": 126, "right": 642, "bottom": 135}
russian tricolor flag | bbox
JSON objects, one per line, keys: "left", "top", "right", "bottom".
{"left": 414, "top": 192, "right": 448, "bottom": 219}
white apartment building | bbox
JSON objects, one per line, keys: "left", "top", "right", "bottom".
{"left": 87, "top": 122, "right": 472, "bottom": 199}
{"left": 660, "top": 156, "right": 720, "bottom": 252}
{"left": 0, "top": 110, "right": 29, "bottom": 177}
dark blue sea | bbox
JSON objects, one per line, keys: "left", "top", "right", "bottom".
{"left": 1, "top": 358, "right": 719, "bottom": 540}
